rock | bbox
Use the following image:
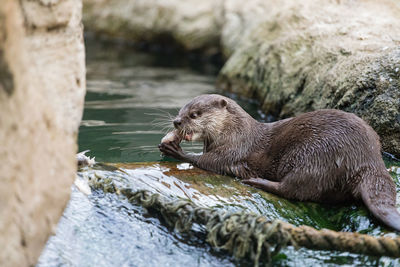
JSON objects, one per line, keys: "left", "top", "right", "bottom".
{"left": 0, "top": 0, "right": 85, "bottom": 266}
{"left": 217, "top": 0, "right": 400, "bottom": 157}
{"left": 83, "top": 0, "right": 223, "bottom": 51}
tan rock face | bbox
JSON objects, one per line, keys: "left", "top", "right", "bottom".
{"left": 218, "top": 0, "right": 400, "bottom": 157}
{"left": 0, "top": 0, "right": 85, "bottom": 266}
{"left": 83, "top": 0, "right": 223, "bottom": 51}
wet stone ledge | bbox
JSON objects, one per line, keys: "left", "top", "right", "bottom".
{"left": 56, "top": 161, "right": 400, "bottom": 266}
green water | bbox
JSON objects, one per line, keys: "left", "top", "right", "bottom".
{"left": 38, "top": 39, "right": 400, "bottom": 267}
{"left": 78, "top": 39, "right": 263, "bottom": 163}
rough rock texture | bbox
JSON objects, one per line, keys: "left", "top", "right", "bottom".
{"left": 0, "top": 0, "right": 85, "bottom": 266}
{"left": 218, "top": 0, "right": 400, "bottom": 157}
{"left": 83, "top": 0, "right": 400, "bottom": 156}
{"left": 83, "top": 0, "right": 223, "bottom": 51}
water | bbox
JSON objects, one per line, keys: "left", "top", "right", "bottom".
{"left": 38, "top": 39, "right": 400, "bottom": 267}
{"left": 78, "top": 38, "right": 262, "bottom": 163}
{"left": 39, "top": 39, "right": 247, "bottom": 267}
{"left": 39, "top": 161, "right": 400, "bottom": 266}
{"left": 37, "top": 187, "right": 238, "bottom": 267}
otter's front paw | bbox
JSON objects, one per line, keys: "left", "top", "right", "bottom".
{"left": 158, "top": 142, "right": 184, "bottom": 160}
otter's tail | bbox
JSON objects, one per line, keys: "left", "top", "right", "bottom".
{"left": 359, "top": 172, "right": 400, "bottom": 231}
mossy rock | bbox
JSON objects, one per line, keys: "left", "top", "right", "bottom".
{"left": 217, "top": 1, "right": 400, "bottom": 157}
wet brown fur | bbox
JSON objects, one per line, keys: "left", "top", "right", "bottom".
{"left": 159, "top": 94, "right": 400, "bottom": 231}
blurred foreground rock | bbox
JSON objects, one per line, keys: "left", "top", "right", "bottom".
{"left": 83, "top": 0, "right": 400, "bottom": 157}
{"left": 0, "top": 0, "right": 85, "bottom": 266}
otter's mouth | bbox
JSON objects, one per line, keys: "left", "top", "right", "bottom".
{"left": 184, "top": 131, "right": 194, "bottom": 141}
{"left": 182, "top": 130, "right": 202, "bottom": 141}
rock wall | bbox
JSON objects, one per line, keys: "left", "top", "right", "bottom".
{"left": 83, "top": 0, "right": 400, "bottom": 157}
{"left": 0, "top": 0, "right": 85, "bottom": 266}
{"left": 83, "top": 0, "right": 223, "bottom": 51}
{"left": 218, "top": 0, "right": 400, "bottom": 157}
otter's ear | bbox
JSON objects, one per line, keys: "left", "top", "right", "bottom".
{"left": 219, "top": 99, "right": 227, "bottom": 108}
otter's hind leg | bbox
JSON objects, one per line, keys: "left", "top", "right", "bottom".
{"left": 243, "top": 173, "right": 323, "bottom": 201}
{"left": 242, "top": 178, "right": 283, "bottom": 196}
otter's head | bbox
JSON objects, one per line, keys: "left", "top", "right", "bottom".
{"left": 173, "top": 94, "right": 231, "bottom": 142}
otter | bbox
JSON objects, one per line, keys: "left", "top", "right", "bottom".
{"left": 158, "top": 94, "right": 400, "bottom": 231}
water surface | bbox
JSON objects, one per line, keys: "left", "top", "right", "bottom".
{"left": 39, "top": 39, "right": 246, "bottom": 266}
{"left": 38, "top": 39, "right": 400, "bottom": 267}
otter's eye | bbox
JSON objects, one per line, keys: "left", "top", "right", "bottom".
{"left": 190, "top": 111, "right": 201, "bottom": 119}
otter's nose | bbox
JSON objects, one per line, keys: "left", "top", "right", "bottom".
{"left": 173, "top": 118, "right": 182, "bottom": 128}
